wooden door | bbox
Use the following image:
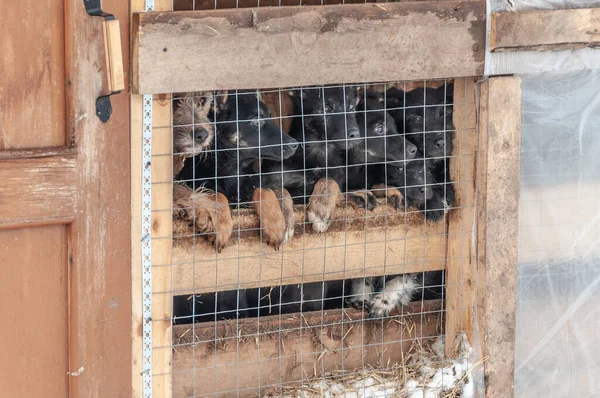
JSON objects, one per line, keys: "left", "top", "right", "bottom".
{"left": 0, "top": 0, "right": 131, "bottom": 396}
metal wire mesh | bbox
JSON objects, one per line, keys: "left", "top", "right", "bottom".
{"left": 141, "top": 2, "right": 478, "bottom": 397}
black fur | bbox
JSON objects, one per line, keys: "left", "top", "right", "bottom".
{"left": 402, "top": 84, "right": 454, "bottom": 161}
{"left": 346, "top": 93, "right": 418, "bottom": 192}
{"left": 177, "top": 91, "right": 298, "bottom": 205}
{"left": 262, "top": 85, "right": 362, "bottom": 203}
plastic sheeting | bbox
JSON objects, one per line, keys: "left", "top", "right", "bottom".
{"left": 515, "top": 70, "right": 600, "bottom": 397}
{"left": 485, "top": 1, "right": 600, "bottom": 76}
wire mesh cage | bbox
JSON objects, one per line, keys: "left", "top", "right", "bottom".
{"left": 136, "top": 1, "right": 482, "bottom": 397}
{"left": 142, "top": 74, "right": 479, "bottom": 397}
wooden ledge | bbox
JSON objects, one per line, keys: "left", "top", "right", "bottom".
{"left": 164, "top": 199, "right": 449, "bottom": 294}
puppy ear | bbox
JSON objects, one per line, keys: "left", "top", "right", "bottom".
{"left": 213, "top": 90, "right": 229, "bottom": 113}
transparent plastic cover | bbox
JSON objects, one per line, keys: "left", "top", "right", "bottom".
{"left": 516, "top": 69, "right": 600, "bottom": 397}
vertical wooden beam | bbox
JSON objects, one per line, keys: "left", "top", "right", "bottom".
{"left": 66, "top": 0, "right": 132, "bottom": 396}
{"left": 149, "top": 3, "right": 173, "bottom": 398}
{"left": 476, "top": 77, "right": 521, "bottom": 397}
{"left": 151, "top": 93, "right": 174, "bottom": 396}
{"left": 444, "top": 78, "right": 478, "bottom": 356}
{"left": 131, "top": 1, "right": 173, "bottom": 397}
{"left": 130, "top": 0, "right": 145, "bottom": 393}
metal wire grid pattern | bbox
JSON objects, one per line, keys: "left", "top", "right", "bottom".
{"left": 142, "top": 76, "right": 477, "bottom": 397}
{"left": 138, "top": 2, "right": 477, "bottom": 397}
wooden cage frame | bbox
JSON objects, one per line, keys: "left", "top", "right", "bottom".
{"left": 129, "top": 1, "right": 600, "bottom": 397}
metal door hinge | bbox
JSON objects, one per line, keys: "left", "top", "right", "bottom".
{"left": 84, "top": 0, "right": 125, "bottom": 123}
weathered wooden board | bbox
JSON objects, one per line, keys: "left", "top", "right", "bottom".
{"left": 0, "top": 154, "right": 77, "bottom": 229}
{"left": 476, "top": 76, "right": 521, "bottom": 398}
{"left": 444, "top": 78, "right": 477, "bottom": 356}
{"left": 67, "top": 0, "right": 133, "bottom": 395}
{"left": 491, "top": 9, "right": 600, "bottom": 52}
{"left": 132, "top": 1, "right": 486, "bottom": 93}
{"left": 166, "top": 201, "right": 448, "bottom": 295}
{"left": 0, "top": 0, "right": 66, "bottom": 149}
{"left": 172, "top": 300, "right": 442, "bottom": 397}
{"left": 0, "top": 225, "right": 69, "bottom": 398}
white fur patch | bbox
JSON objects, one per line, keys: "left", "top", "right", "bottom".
{"left": 369, "top": 274, "right": 418, "bottom": 317}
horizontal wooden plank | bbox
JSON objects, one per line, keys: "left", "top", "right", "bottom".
{"left": 172, "top": 300, "right": 442, "bottom": 397}
{"left": 491, "top": 9, "right": 600, "bottom": 52}
{"left": 0, "top": 155, "right": 77, "bottom": 228}
{"left": 132, "top": 1, "right": 486, "bottom": 93}
{"left": 0, "top": 146, "right": 76, "bottom": 161}
{"left": 163, "top": 199, "right": 450, "bottom": 294}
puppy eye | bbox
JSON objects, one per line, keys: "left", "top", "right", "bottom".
{"left": 250, "top": 119, "right": 262, "bottom": 126}
{"left": 413, "top": 115, "right": 423, "bottom": 122}
{"left": 398, "top": 167, "right": 404, "bottom": 172}
{"left": 200, "top": 97, "right": 207, "bottom": 106}
{"left": 374, "top": 125, "right": 384, "bottom": 134}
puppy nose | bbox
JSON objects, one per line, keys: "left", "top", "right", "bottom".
{"left": 194, "top": 128, "right": 209, "bottom": 142}
{"left": 347, "top": 128, "right": 360, "bottom": 139}
{"left": 406, "top": 143, "right": 417, "bottom": 155}
{"left": 434, "top": 138, "right": 445, "bottom": 149}
{"left": 287, "top": 142, "right": 299, "bottom": 151}
{"left": 418, "top": 186, "right": 432, "bottom": 195}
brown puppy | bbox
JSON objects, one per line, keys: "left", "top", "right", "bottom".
{"left": 172, "top": 92, "right": 233, "bottom": 252}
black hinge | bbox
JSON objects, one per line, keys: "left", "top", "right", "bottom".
{"left": 84, "top": 0, "right": 120, "bottom": 123}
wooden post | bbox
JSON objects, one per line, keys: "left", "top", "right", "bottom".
{"left": 131, "top": 0, "right": 174, "bottom": 397}
{"left": 444, "top": 78, "right": 478, "bottom": 356}
{"left": 476, "top": 77, "right": 521, "bottom": 397}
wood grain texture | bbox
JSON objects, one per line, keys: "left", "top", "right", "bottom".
{"left": 150, "top": 94, "right": 174, "bottom": 396}
{"left": 444, "top": 78, "right": 478, "bottom": 356}
{"left": 172, "top": 301, "right": 442, "bottom": 397}
{"left": 0, "top": 225, "right": 69, "bottom": 398}
{"left": 103, "top": 19, "right": 125, "bottom": 92}
{"left": 168, "top": 203, "right": 447, "bottom": 294}
{"left": 0, "top": 0, "right": 66, "bottom": 149}
{"left": 0, "top": 155, "right": 77, "bottom": 228}
{"left": 66, "top": 0, "right": 132, "bottom": 395}
{"left": 476, "top": 77, "right": 521, "bottom": 398}
{"left": 132, "top": 1, "right": 485, "bottom": 93}
{"left": 491, "top": 9, "right": 600, "bottom": 52}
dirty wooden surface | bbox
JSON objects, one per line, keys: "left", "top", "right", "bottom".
{"left": 491, "top": 9, "right": 600, "bottom": 52}
{"left": 132, "top": 1, "right": 485, "bottom": 93}
{"left": 477, "top": 77, "right": 521, "bottom": 398}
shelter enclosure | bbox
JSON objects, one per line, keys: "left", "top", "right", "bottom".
{"left": 129, "top": 0, "right": 600, "bottom": 397}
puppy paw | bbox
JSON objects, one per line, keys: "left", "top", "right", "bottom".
{"left": 210, "top": 193, "right": 233, "bottom": 253}
{"left": 347, "top": 278, "right": 375, "bottom": 310}
{"left": 307, "top": 178, "right": 342, "bottom": 233}
{"left": 194, "top": 191, "right": 232, "bottom": 253}
{"left": 273, "top": 188, "right": 295, "bottom": 244}
{"left": 347, "top": 191, "right": 378, "bottom": 211}
{"left": 368, "top": 275, "right": 417, "bottom": 318}
{"left": 368, "top": 294, "right": 396, "bottom": 318}
{"left": 371, "top": 184, "right": 403, "bottom": 211}
{"left": 253, "top": 188, "right": 286, "bottom": 250}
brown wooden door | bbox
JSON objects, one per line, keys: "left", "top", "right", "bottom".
{"left": 0, "top": 1, "right": 131, "bottom": 397}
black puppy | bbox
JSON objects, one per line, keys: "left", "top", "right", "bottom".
{"left": 403, "top": 84, "right": 454, "bottom": 162}
{"left": 177, "top": 90, "right": 299, "bottom": 249}
{"left": 384, "top": 159, "right": 454, "bottom": 221}
{"left": 345, "top": 93, "right": 418, "bottom": 209}
{"left": 262, "top": 85, "right": 362, "bottom": 233}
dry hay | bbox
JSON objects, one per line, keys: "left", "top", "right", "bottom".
{"left": 261, "top": 333, "right": 480, "bottom": 398}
